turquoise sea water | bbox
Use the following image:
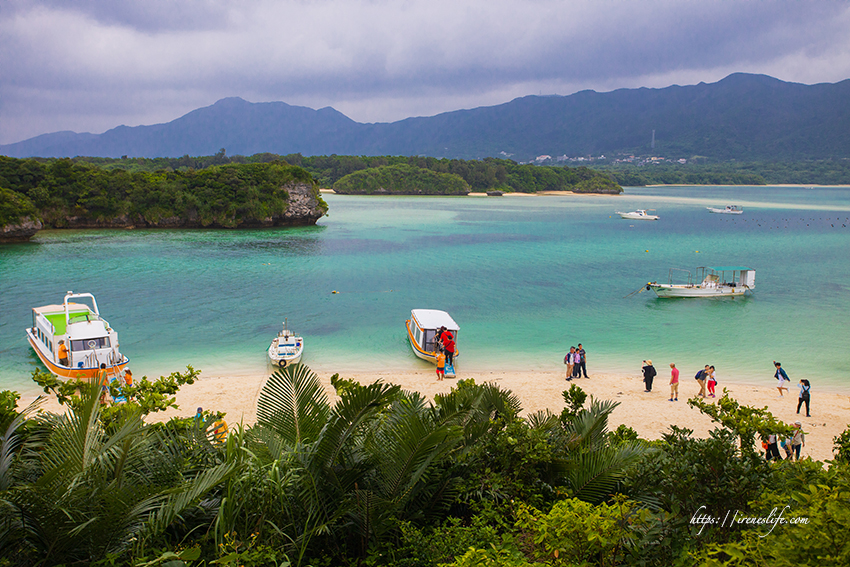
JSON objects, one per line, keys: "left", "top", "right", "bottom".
{"left": 2, "top": 186, "right": 849, "bottom": 395}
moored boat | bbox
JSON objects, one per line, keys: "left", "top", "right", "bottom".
{"left": 615, "top": 209, "right": 659, "bottom": 220}
{"left": 268, "top": 320, "right": 303, "bottom": 367}
{"left": 406, "top": 309, "right": 459, "bottom": 375}
{"left": 26, "top": 291, "right": 129, "bottom": 379}
{"left": 707, "top": 205, "right": 743, "bottom": 214}
{"left": 647, "top": 266, "right": 755, "bottom": 298}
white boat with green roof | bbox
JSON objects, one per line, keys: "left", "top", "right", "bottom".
{"left": 647, "top": 266, "right": 756, "bottom": 298}
{"left": 26, "top": 291, "right": 129, "bottom": 379}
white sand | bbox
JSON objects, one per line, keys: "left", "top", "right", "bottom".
{"left": 23, "top": 369, "right": 848, "bottom": 462}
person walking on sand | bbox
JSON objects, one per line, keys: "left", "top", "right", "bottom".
{"left": 797, "top": 379, "right": 811, "bottom": 417}
{"left": 642, "top": 360, "right": 656, "bottom": 392}
{"left": 774, "top": 361, "right": 790, "bottom": 397}
{"left": 791, "top": 421, "right": 805, "bottom": 460}
{"left": 694, "top": 365, "right": 709, "bottom": 397}
{"left": 766, "top": 433, "right": 783, "bottom": 461}
{"left": 436, "top": 351, "right": 446, "bottom": 381}
{"left": 707, "top": 366, "right": 717, "bottom": 397}
{"left": 669, "top": 363, "right": 679, "bottom": 401}
{"left": 577, "top": 344, "right": 588, "bottom": 378}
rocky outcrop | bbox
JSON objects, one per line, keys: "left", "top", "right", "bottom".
{"left": 0, "top": 216, "right": 43, "bottom": 242}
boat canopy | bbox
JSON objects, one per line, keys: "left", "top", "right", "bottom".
{"left": 411, "top": 309, "right": 459, "bottom": 331}
{"left": 707, "top": 266, "right": 753, "bottom": 272}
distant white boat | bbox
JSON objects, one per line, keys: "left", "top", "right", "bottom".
{"left": 616, "top": 209, "right": 659, "bottom": 220}
{"left": 647, "top": 266, "right": 755, "bottom": 298}
{"left": 707, "top": 205, "right": 743, "bottom": 214}
{"left": 268, "top": 320, "right": 303, "bottom": 367}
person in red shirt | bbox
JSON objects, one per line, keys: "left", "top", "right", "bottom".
{"left": 442, "top": 332, "right": 455, "bottom": 366}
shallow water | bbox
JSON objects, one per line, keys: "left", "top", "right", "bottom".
{"left": 2, "top": 186, "right": 849, "bottom": 394}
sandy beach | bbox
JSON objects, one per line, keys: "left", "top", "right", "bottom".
{"left": 22, "top": 369, "right": 849, "bottom": 463}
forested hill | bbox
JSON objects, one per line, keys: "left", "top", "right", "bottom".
{"left": 3, "top": 73, "right": 850, "bottom": 162}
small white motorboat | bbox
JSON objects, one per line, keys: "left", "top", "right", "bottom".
{"left": 707, "top": 205, "right": 743, "bottom": 214}
{"left": 406, "top": 309, "right": 459, "bottom": 376}
{"left": 615, "top": 209, "right": 659, "bottom": 220}
{"left": 647, "top": 266, "right": 755, "bottom": 298}
{"left": 268, "top": 320, "right": 303, "bottom": 367}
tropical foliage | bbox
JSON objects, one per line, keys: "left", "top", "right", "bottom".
{"left": 2, "top": 365, "right": 849, "bottom": 566}
{"left": 0, "top": 156, "right": 325, "bottom": 229}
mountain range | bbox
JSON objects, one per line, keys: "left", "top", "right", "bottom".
{"left": 2, "top": 73, "right": 849, "bottom": 161}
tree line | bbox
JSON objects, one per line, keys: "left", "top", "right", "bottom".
{"left": 62, "top": 152, "right": 624, "bottom": 194}
{"left": 594, "top": 160, "right": 850, "bottom": 186}
{"left": 0, "top": 156, "right": 325, "bottom": 229}
{"left": 1, "top": 364, "right": 848, "bottom": 566}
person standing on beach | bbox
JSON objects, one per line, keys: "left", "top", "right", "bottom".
{"left": 695, "top": 365, "right": 709, "bottom": 398}
{"left": 577, "top": 344, "right": 588, "bottom": 378}
{"left": 436, "top": 351, "right": 446, "bottom": 381}
{"left": 797, "top": 379, "right": 811, "bottom": 417}
{"left": 707, "top": 366, "right": 717, "bottom": 398}
{"left": 791, "top": 421, "right": 805, "bottom": 460}
{"left": 774, "top": 361, "right": 790, "bottom": 397}
{"left": 564, "top": 347, "right": 576, "bottom": 381}
{"left": 766, "top": 433, "right": 782, "bottom": 461}
{"left": 642, "top": 360, "right": 656, "bottom": 392}
{"left": 669, "top": 363, "right": 679, "bottom": 401}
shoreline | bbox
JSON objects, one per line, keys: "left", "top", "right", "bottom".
{"left": 19, "top": 368, "right": 849, "bottom": 463}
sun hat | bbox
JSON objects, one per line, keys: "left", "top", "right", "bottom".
{"left": 644, "top": 360, "right": 652, "bottom": 365}
{"left": 795, "top": 420, "right": 802, "bottom": 425}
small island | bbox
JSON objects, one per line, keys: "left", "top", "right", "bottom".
{"left": 0, "top": 157, "right": 328, "bottom": 242}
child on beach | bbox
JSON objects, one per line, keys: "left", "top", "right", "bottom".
{"left": 707, "top": 366, "right": 717, "bottom": 397}
{"left": 669, "top": 363, "right": 679, "bottom": 401}
{"left": 436, "top": 351, "right": 446, "bottom": 381}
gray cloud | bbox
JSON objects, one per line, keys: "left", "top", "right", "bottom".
{"left": 2, "top": 0, "right": 849, "bottom": 143}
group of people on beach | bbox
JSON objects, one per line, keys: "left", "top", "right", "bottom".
{"left": 434, "top": 326, "right": 455, "bottom": 381}
{"left": 637, "top": 358, "right": 812, "bottom": 460}
{"left": 764, "top": 421, "right": 806, "bottom": 461}
{"left": 563, "top": 344, "right": 587, "bottom": 380}
{"left": 97, "top": 364, "right": 133, "bottom": 404}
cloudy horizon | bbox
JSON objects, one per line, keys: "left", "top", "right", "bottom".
{"left": 2, "top": 1, "right": 850, "bottom": 145}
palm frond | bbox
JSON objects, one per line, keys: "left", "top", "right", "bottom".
{"left": 257, "top": 365, "right": 331, "bottom": 448}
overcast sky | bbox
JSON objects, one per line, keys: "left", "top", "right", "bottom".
{"left": 2, "top": 0, "right": 850, "bottom": 144}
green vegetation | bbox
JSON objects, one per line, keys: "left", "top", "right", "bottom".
{"left": 0, "top": 156, "right": 326, "bottom": 230}
{"left": 62, "top": 153, "right": 623, "bottom": 194}
{"left": 287, "top": 155, "right": 621, "bottom": 193}
{"left": 0, "top": 186, "right": 39, "bottom": 226}
{"left": 3, "top": 364, "right": 849, "bottom": 566}
{"left": 333, "top": 163, "right": 471, "bottom": 195}
{"left": 594, "top": 160, "right": 850, "bottom": 186}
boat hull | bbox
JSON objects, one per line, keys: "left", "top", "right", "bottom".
{"left": 406, "top": 320, "right": 438, "bottom": 363}
{"left": 650, "top": 285, "right": 750, "bottom": 298}
{"left": 27, "top": 333, "right": 128, "bottom": 379}
{"left": 707, "top": 207, "right": 743, "bottom": 214}
{"left": 616, "top": 212, "right": 659, "bottom": 220}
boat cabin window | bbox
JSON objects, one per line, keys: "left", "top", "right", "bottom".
{"left": 71, "top": 337, "right": 111, "bottom": 351}
{"left": 415, "top": 327, "right": 422, "bottom": 344}
{"left": 424, "top": 329, "right": 437, "bottom": 351}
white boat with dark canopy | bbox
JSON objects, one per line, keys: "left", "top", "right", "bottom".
{"left": 647, "top": 266, "right": 756, "bottom": 298}
{"left": 615, "top": 209, "right": 659, "bottom": 220}
{"left": 406, "top": 309, "right": 459, "bottom": 375}
{"left": 268, "top": 320, "right": 303, "bottom": 367}
{"left": 707, "top": 205, "right": 744, "bottom": 214}
{"left": 26, "top": 291, "right": 129, "bottom": 379}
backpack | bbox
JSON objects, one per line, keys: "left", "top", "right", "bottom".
{"left": 695, "top": 370, "right": 704, "bottom": 380}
